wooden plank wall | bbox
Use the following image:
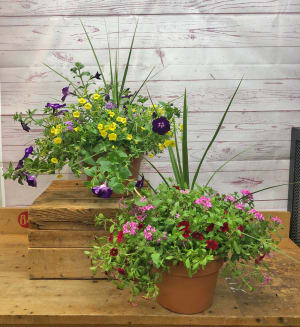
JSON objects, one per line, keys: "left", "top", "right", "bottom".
{"left": 1, "top": 1, "right": 300, "bottom": 208}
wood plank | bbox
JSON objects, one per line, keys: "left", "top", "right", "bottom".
{"left": 1, "top": 0, "right": 299, "bottom": 16}
{"left": 28, "top": 247, "right": 105, "bottom": 279}
{"left": 261, "top": 211, "right": 290, "bottom": 239}
{"left": 0, "top": 234, "right": 300, "bottom": 326}
{"left": 0, "top": 208, "right": 29, "bottom": 234}
{"left": 2, "top": 15, "right": 300, "bottom": 51}
{"left": 28, "top": 229, "right": 108, "bottom": 247}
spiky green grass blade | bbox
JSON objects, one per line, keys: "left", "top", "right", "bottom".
{"left": 173, "top": 122, "right": 184, "bottom": 187}
{"left": 80, "top": 19, "right": 107, "bottom": 88}
{"left": 168, "top": 146, "right": 181, "bottom": 186}
{"left": 144, "top": 158, "right": 170, "bottom": 187}
{"left": 104, "top": 20, "right": 114, "bottom": 87}
{"left": 182, "top": 89, "right": 189, "bottom": 188}
{"left": 191, "top": 79, "right": 243, "bottom": 190}
{"left": 129, "top": 67, "right": 155, "bottom": 104}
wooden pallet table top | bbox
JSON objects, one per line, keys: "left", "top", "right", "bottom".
{"left": 1, "top": 233, "right": 300, "bottom": 327}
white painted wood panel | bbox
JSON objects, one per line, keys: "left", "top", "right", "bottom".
{"left": 1, "top": 0, "right": 299, "bottom": 16}
{"left": 1, "top": 15, "right": 300, "bottom": 51}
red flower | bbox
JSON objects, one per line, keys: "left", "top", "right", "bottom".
{"left": 177, "top": 221, "right": 190, "bottom": 231}
{"left": 117, "top": 231, "right": 124, "bottom": 243}
{"left": 220, "top": 222, "right": 229, "bottom": 233}
{"left": 237, "top": 225, "right": 244, "bottom": 238}
{"left": 110, "top": 248, "right": 118, "bottom": 256}
{"left": 109, "top": 233, "right": 113, "bottom": 242}
{"left": 206, "top": 223, "right": 214, "bottom": 233}
{"left": 117, "top": 268, "right": 126, "bottom": 275}
{"left": 206, "top": 240, "right": 218, "bottom": 250}
{"left": 255, "top": 253, "right": 266, "bottom": 265}
{"left": 138, "top": 223, "right": 144, "bottom": 230}
{"left": 173, "top": 185, "right": 180, "bottom": 190}
{"left": 192, "top": 231, "right": 204, "bottom": 240}
{"left": 182, "top": 229, "right": 190, "bottom": 238}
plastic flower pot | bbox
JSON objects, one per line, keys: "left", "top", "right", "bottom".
{"left": 156, "top": 259, "right": 223, "bottom": 314}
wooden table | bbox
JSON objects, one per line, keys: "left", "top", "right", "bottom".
{"left": 1, "top": 230, "right": 300, "bottom": 326}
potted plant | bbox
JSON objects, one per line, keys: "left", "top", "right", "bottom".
{"left": 86, "top": 82, "right": 289, "bottom": 314}
{"left": 2, "top": 21, "right": 180, "bottom": 197}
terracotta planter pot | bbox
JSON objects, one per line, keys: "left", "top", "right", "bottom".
{"left": 156, "top": 259, "right": 223, "bottom": 314}
{"left": 86, "top": 156, "right": 143, "bottom": 198}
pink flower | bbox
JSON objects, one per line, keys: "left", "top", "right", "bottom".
{"left": 123, "top": 222, "right": 130, "bottom": 234}
{"left": 144, "top": 224, "right": 156, "bottom": 240}
{"left": 140, "top": 204, "right": 155, "bottom": 213}
{"left": 263, "top": 274, "right": 271, "bottom": 285}
{"left": 123, "top": 221, "right": 138, "bottom": 235}
{"left": 140, "top": 196, "right": 147, "bottom": 202}
{"left": 163, "top": 232, "right": 167, "bottom": 239}
{"left": 241, "top": 189, "right": 253, "bottom": 200}
{"left": 194, "top": 196, "right": 212, "bottom": 208}
{"left": 271, "top": 216, "right": 282, "bottom": 224}
{"left": 180, "top": 189, "right": 190, "bottom": 194}
{"left": 136, "top": 215, "right": 145, "bottom": 221}
{"left": 175, "top": 213, "right": 180, "bottom": 219}
{"left": 225, "top": 195, "right": 235, "bottom": 202}
{"left": 248, "top": 209, "right": 264, "bottom": 221}
{"left": 235, "top": 203, "right": 245, "bottom": 211}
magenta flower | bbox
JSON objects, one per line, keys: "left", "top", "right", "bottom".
{"left": 180, "top": 189, "right": 190, "bottom": 194}
{"left": 248, "top": 209, "right": 264, "bottom": 221}
{"left": 263, "top": 274, "right": 271, "bottom": 285}
{"left": 241, "top": 189, "right": 253, "bottom": 200}
{"left": 144, "top": 224, "right": 156, "bottom": 241}
{"left": 152, "top": 116, "right": 170, "bottom": 135}
{"left": 194, "top": 196, "right": 212, "bottom": 208}
{"left": 271, "top": 216, "right": 282, "bottom": 224}
{"left": 225, "top": 195, "right": 235, "bottom": 202}
{"left": 92, "top": 182, "right": 112, "bottom": 198}
{"left": 234, "top": 203, "right": 245, "bottom": 211}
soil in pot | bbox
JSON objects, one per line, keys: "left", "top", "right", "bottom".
{"left": 156, "top": 259, "right": 223, "bottom": 314}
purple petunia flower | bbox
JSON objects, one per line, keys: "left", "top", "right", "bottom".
{"left": 152, "top": 116, "right": 170, "bottom": 135}
{"left": 105, "top": 102, "right": 117, "bottom": 109}
{"left": 23, "top": 146, "right": 33, "bottom": 159}
{"left": 55, "top": 109, "right": 69, "bottom": 116}
{"left": 92, "top": 182, "right": 113, "bottom": 198}
{"left": 104, "top": 94, "right": 110, "bottom": 102}
{"left": 61, "top": 86, "right": 70, "bottom": 102}
{"left": 46, "top": 103, "right": 66, "bottom": 110}
{"left": 21, "top": 121, "right": 30, "bottom": 132}
{"left": 135, "top": 175, "right": 144, "bottom": 189}
{"left": 16, "top": 160, "right": 24, "bottom": 170}
{"left": 25, "top": 174, "right": 37, "bottom": 187}
{"left": 93, "top": 71, "right": 101, "bottom": 80}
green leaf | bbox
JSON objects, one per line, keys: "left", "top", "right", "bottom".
{"left": 182, "top": 89, "right": 189, "bottom": 188}
{"left": 168, "top": 146, "right": 181, "bottom": 186}
{"left": 96, "top": 160, "right": 111, "bottom": 172}
{"left": 185, "top": 257, "right": 191, "bottom": 269}
{"left": 112, "top": 183, "right": 125, "bottom": 194}
{"left": 191, "top": 78, "right": 243, "bottom": 190}
{"left": 151, "top": 252, "right": 161, "bottom": 268}
{"left": 233, "top": 240, "right": 241, "bottom": 254}
{"left": 144, "top": 158, "right": 169, "bottom": 187}
{"left": 119, "top": 166, "right": 132, "bottom": 179}
{"left": 84, "top": 166, "right": 97, "bottom": 177}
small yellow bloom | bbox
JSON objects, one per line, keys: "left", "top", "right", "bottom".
{"left": 97, "top": 123, "right": 103, "bottom": 130}
{"left": 127, "top": 134, "right": 133, "bottom": 141}
{"left": 132, "top": 108, "right": 136, "bottom": 113}
{"left": 56, "top": 124, "right": 62, "bottom": 129}
{"left": 78, "top": 98, "right": 86, "bottom": 105}
{"left": 50, "top": 127, "right": 56, "bottom": 134}
{"left": 141, "top": 126, "right": 145, "bottom": 131}
{"left": 57, "top": 174, "right": 63, "bottom": 179}
{"left": 53, "top": 137, "right": 62, "bottom": 144}
{"left": 104, "top": 124, "right": 110, "bottom": 131}
{"left": 85, "top": 103, "right": 92, "bottom": 110}
{"left": 54, "top": 128, "right": 61, "bottom": 135}
{"left": 164, "top": 140, "right": 172, "bottom": 147}
{"left": 109, "top": 122, "right": 117, "bottom": 131}
{"left": 167, "top": 131, "right": 173, "bottom": 136}
{"left": 170, "top": 140, "right": 176, "bottom": 147}
{"left": 121, "top": 117, "right": 127, "bottom": 124}
{"left": 148, "top": 153, "right": 154, "bottom": 158}
{"left": 151, "top": 104, "right": 157, "bottom": 109}
{"left": 158, "top": 143, "right": 164, "bottom": 151}
{"left": 116, "top": 116, "right": 123, "bottom": 123}
{"left": 179, "top": 123, "right": 183, "bottom": 131}
{"left": 158, "top": 108, "right": 165, "bottom": 115}
{"left": 112, "top": 145, "right": 115, "bottom": 149}
{"left": 147, "top": 110, "right": 153, "bottom": 116}
{"left": 100, "top": 130, "right": 107, "bottom": 138}
{"left": 51, "top": 157, "right": 58, "bottom": 164}
{"left": 134, "top": 140, "right": 138, "bottom": 144}
{"left": 108, "top": 111, "right": 115, "bottom": 118}
{"left": 108, "top": 133, "right": 117, "bottom": 141}
{"left": 93, "top": 93, "right": 101, "bottom": 100}
{"left": 73, "top": 111, "right": 80, "bottom": 118}
{"left": 74, "top": 127, "right": 79, "bottom": 132}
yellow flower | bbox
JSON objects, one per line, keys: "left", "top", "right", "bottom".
{"left": 132, "top": 108, "right": 136, "bottom": 113}
{"left": 108, "top": 111, "right": 115, "bottom": 118}
{"left": 147, "top": 110, "right": 153, "bottom": 116}
{"left": 104, "top": 124, "right": 110, "bottom": 131}
{"left": 93, "top": 93, "right": 101, "bottom": 100}
{"left": 116, "top": 116, "right": 123, "bottom": 123}
{"left": 50, "top": 126, "right": 56, "bottom": 134}
{"left": 141, "top": 126, "right": 145, "bottom": 131}
{"left": 109, "top": 122, "right": 117, "bottom": 131}
{"left": 53, "top": 137, "right": 62, "bottom": 144}
{"left": 158, "top": 108, "right": 165, "bottom": 115}
{"left": 158, "top": 143, "right": 164, "bottom": 151}
{"left": 51, "top": 157, "right": 58, "bottom": 164}
{"left": 127, "top": 134, "right": 133, "bottom": 141}
{"left": 108, "top": 133, "right": 117, "bottom": 141}
{"left": 85, "top": 103, "right": 92, "bottom": 110}
{"left": 112, "top": 145, "right": 115, "bottom": 149}
{"left": 74, "top": 127, "right": 79, "bottom": 132}
{"left": 167, "top": 131, "right": 173, "bottom": 136}
{"left": 179, "top": 123, "right": 183, "bottom": 131}
{"left": 151, "top": 104, "right": 157, "bottom": 109}
{"left": 170, "top": 140, "right": 176, "bottom": 147}
{"left": 148, "top": 153, "right": 154, "bottom": 158}
{"left": 78, "top": 98, "right": 86, "bottom": 105}
{"left": 164, "top": 140, "right": 172, "bottom": 147}
{"left": 73, "top": 111, "right": 80, "bottom": 118}
{"left": 57, "top": 174, "right": 63, "bottom": 179}
{"left": 56, "top": 124, "right": 62, "bottom": 129}
{"left": 121, "top": 117, "right": 127, "bottom": 124}
{"left": 54, "top": 128, "right": 60, "bottom": 135}
{"left": 134, "top": 140, "right": 138, "bottom": 144}
{"left": 97, "top": 123, "right": 103, "bottom": 130}
{"left": 100, "top": 130, "right": 107, "bottom": 138}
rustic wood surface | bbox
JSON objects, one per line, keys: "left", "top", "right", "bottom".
{"left": 0, "top": 233, "right": 299, "bottom": 326}
{"left": 1, "top": 1, "right": 300, "bottom": 210}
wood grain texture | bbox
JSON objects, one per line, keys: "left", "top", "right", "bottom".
{"left": 0, "top": 234, "right": 299, "bottom": 326}
{"left": 0, "top": 208, "right": 28, "bottom": 234}
{"left": 1, "top": 0, "right": 300, "bottom": 16}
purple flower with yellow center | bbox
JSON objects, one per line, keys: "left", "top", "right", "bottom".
{"left": 92, "top": 182, "right": 112, "bottom": 198}
{"left": 21, "top": 121, "right": 30, "bottom": 132}
{"left": 135, "top": 175, "right": 144, "bottom": 189}
{"left": 25, "top": 173, "right": 37, "bottom": 187}
{"left": 105, "top": 102, "right": 117, "bottom": 109}
{"left": 152, "top": 116, "right": 170, "bottom": 135}
{"left": 23, "top": 146, "right": 33, "bottom": 159}
{"left": 61, "top": 86, "right": 70, "bottom": 102}
{"left": 65, "top": 121, "right": 73, "bottom": 130}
